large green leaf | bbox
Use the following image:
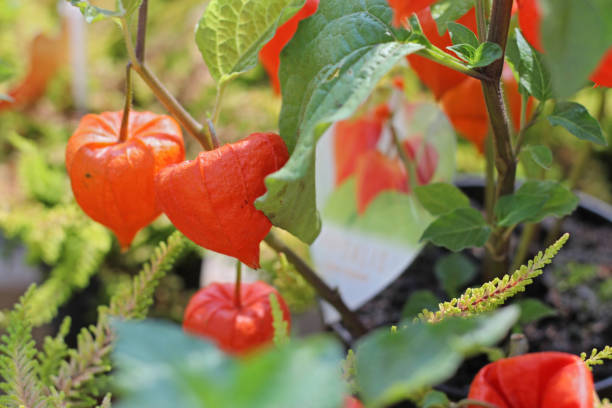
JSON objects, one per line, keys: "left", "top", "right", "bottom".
{"left": 430, "top": 0, "right": 475, "bottom": 36}
{"left": 540, "top": 0, "right": 612, "bottom": 97}
{"left": 255, "top": 0, "right": 423, "bottom": 243}
{"left": 420, "top": 207, "right": 491, "bottom": 251}
{"left": 355, "top": 307, "right": 519, "bottom": 407}
{"left": 548, "top": 102, "right": 607, "bottom": 146}
{"left": 68, "top": 0, "right": 140, "bottom": 22}
{"left": 195, "top": 0, "right": 307, "bottom": 84}
{"left": 494, "top": 180, "right": 579, "bottom": 227}
{"left": 113, "top": 320, "right": 344, "bottom": 408}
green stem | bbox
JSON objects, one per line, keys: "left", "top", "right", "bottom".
{"left": 212, "top": 81, "right": 227, "bottom": 127}
{"left": 120, "top": 18, "right": 214, "bottom": 151}
{"left": 484, "top": 132, "right": 495, "bottom": 225}
{"left": 416, "top": 47, "right": 491, "bottom": 82}
{"left": 118, "top": 64, "right": 133, "bottom": 143}
{"left": 234, "top": 261, "right": 242, "bottom": 309}
{"left": 511, "top": 222, "right": 538, "bottom": 271}
{"left": 475, "top": 0, "right": 487, "bottom": 40}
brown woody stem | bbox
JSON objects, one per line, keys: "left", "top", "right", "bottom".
{"left": 479, "top": 0, "right": 516, "bottom": 279}
{"left": 264, "top": 232, "right": 367, "bottom": 340}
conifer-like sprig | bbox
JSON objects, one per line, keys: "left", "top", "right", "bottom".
{"left": 581, "top": 346, "right": 612, "bottom": 370}
{"left": 0, "top": 286, "right": 47, "bottom": 408}
{"left": 50, "top": 231, "right": 189, "bottom": 406}
{"left": 269, "top": 293, "right": 289, "bottom": 347}
{"left": 419, "top": 234, "right": 569, "bottom": 323}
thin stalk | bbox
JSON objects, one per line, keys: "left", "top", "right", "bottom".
{"left": 212, "top": 81, "right": 227, "bottom": 127}
{"left": 475, "top": 0, "right": 487, "bottom": 40}
{"left": 135, "top": 0, "right": 148, "bottom": 62}
{"left": 120, "top": 18, "right": 214, "bottom": 151}
{"left": 511, "top": 222, "right": 538, "bottom": 271}
{"left": 514, "top": 102, "right": 544, "bottom": 156}
{"left": 118, "top": 64, "right": 133, "bottom": 143}
{"left": 234, "top": 261, "right": 242, "bottom": 309}
{"left": 263, "top": 231, "right": 367, "bottom": 339}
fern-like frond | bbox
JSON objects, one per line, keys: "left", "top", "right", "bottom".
{"left": 109, "top": 231, "right": 188, "bottom": 319}
{"left": 270, "top": 293, "right": 289, "bottom": 347}
{"left": 419, "top": 234, "right": 569, "bottom": 323}
{"left": 0, "top": 286, "right": 47, "bottom": 408}
{"left": 52, "top": 314, "right": 114, "bottom": 408}
{"left": 50, "top": 232, "right": 188, "bottom": 407}
{"left": 581, "top": 346, "right": 612, "bottom": 370}
{"left": 37, "top": 317, "right": 71, "bottom": 386}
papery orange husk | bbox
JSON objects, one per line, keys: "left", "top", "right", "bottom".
{"left": 259, "top": 0, "right": 319, "bottom": 94}
{"left": 406, "top": 8, "right": 478, "bottom": 100}
{"left": 355, "top": 150, "right": 408, "bottom": 215}
{"left": 183, "top": 281, "right": 291, "bottom": 355}
{"left": 440, "top": 66, "right": 533, "bottom": 152}
{"left": 66, "top": 111, "right": 184, "bottom": 248}
{"left": 388, "top": 0, "right": 437, "bottom": 25}
{"left": 467, "top": 352, "right": 594, "bottom": 408}
{"left": 155, "top": 132, "right": 289, "bottom": 269}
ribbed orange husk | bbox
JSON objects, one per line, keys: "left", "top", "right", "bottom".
{"left": 259, "top": 0, "right": 319, "bottom": 94}
{"left": 440, "top": 66, "right": 533, "bottom": 152}
{"left": 183, "top": 281, "right": 291, "bottom": 355}
{"left": 388, "top": 0, "right": 437, "bottom": 25}
{"left": 467, "top": 352, "right": 594, "bottom": 408}
{"left": 407, "top": 8, "right": 478, "bottom": 100}
{"left": 155, "top": 132, "right": 289, "bottom": 269}
{"left": 66, "top": 111, "right": 184, "bottom": 249}
{"left": 355, "top": 150, "right": 408, "bottom": 215}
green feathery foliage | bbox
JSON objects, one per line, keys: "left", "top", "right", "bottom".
{"left": 269, "top": 293, "right": 289, "bottom": 347}
{"left": 264, "top": 252, "right": 317, "bottom": 313}
{"left": 109, "top": 230, "right": 189, "bottom": 319}
{"left": 49, "top": 231, "right": 189, "bottom": 406}
{"left": 342, "top": 349, "right": 358, "bottom": 394}
{"left": 0, "top": 286, "right": 48, "bottom": 408}
{"left": 37, "top": 317, "right": 71, "bottom": 387}
{"left": 419, "top": 233, "right": 569, "bottom": 323}
{"left": 582, "top": 346, "right": 612, "bottom": 370}
{"left": 0, "top": 203, "right": 112, "bottom": 328}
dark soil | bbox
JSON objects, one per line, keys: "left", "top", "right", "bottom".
{"left": 355, "top": 186, "right": 612, "bottom": 404}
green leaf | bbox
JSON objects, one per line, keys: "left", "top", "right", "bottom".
{"left": 540, "top": 0, "right": 612, "bottom": 97}
{"left": 402, "top": 290, "right": 440, "bottom": 320}
{"left": 521, "top": 145, "right": 553, "bottom": 169}
{"left": 255, "top": 0, "right": 423, "bottom": 243}
{"left": 447, "top": 43, "right": 476, "bottom": 63}
{"left": 414, "top": 182, "right": 471, "bottom": 216}
{"left": 195, "top": 0, "right": 307, "bottom": 84}
{"left": 355, "top": 307, "right": 518, "bottom": 407}
{"left": 420, "top": 207, "right": 491, "bottom": 251}
{"left": 469, "top": 42, "right": 503, "bottom": 68}
{"left": 68, "top": 0, "right": 130, "bottom": 22}
{"left": 435, "top": 253, "right": 477, "bottom": 298}
{"left": 494, "top": 180, "right": 579, "bottom": 227}
{"left": 547, "top": 102, "right": 607, "bottom": 146}
{"left": 516, "top": 298, "right": 557, "bottom": 325}
{"left": 447, "top": 22, "right": 479, "bottom": 48}
{"left": 506, "top": 29, "right": 552, "bottom": 101}
{"left": 430, "top": 0, "right": 475, "bottom": 36}
{"left": 113, "top": 320, "right": 344, "bottom": 408}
